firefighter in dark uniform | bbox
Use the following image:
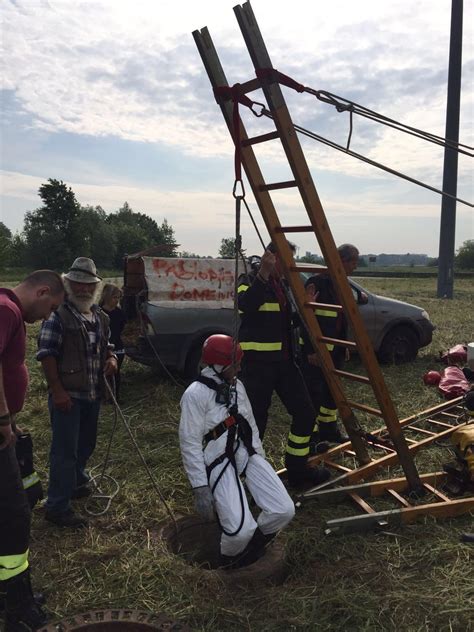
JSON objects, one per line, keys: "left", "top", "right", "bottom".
{"left": 302, "top": 244, "right": 360, "bottom": 445}
{"left": 1, "top": 271, "right": 64, "bottom": 631}
{"left": 238, "top": 243, "right": 330, "bottom": 489}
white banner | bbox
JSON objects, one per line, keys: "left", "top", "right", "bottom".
{"left": 143, "top": 257, "right": 239, "bottom": 309}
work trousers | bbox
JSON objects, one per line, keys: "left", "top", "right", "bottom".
{"left": 240, "top": 359, "right": 315, "bottom": 473}
{"left": 46, "top": 396, "right": 101, "bottom": 514}
{"left": 302, "top": 347, "right": 345, "bottom": 432}
{"left": 210, "top": 451, "right": 295, "bottom": 556}
{"left": 0, "top": 444, "right": 30, "bottom": 581}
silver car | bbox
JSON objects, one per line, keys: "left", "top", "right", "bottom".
{"left": 330, "top": 276, "right": 434, "bottom": 363}
{"left": 125, "top": 264, "right": 434, "bottom": 376}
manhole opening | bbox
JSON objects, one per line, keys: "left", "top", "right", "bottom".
{"left": 165, "top": 516, "right": 222, "bottom": 570}
{"left": 159, "top": 515, "right": 289, "bottom": 586}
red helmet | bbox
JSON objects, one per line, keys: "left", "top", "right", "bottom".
{"left": 202, "top": 335, "right": 243, "bottom": 366}
{"left": 423, "top": 370, "right": 441, "bottom": 386}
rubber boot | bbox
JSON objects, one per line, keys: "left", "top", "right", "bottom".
{"left": 318, "top": 421, "right": 348, "bottom": 444}
{"left": 287, "top": 464, "right": 331, "bottom": 490}
{"left": 460, "top": 533, "right": 474, "bottom": 543}
{"left": 219, "top": 528, "right": 276, "bottom": 570}
{"left": 3, "top": 568, "right": 48, "bottom": 631}
{"left": 309, "top": 431, "right": 330, "bottom": 456}
{"left": 236, "top": 528, "right": 276, "bottom": 567}
{"left": 219, "top": 552, "right": 244, "bottom": 570}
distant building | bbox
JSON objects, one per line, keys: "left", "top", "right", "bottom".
{"left": 362, "top": 253, "right": 428, "bottom": 266}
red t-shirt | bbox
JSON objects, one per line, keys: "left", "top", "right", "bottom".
{"left": 0, "top": 288, "right": 28, "bottom": 414}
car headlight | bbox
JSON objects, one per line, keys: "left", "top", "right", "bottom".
{"left": 421, "top": 310, "right": 430, "bottom": 320}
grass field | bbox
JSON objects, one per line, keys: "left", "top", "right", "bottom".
{"left": 8, "top": 277, "right": 474, "bottom": 631}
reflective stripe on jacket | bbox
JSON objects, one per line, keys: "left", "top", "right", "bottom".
{"left": 302, "top": 273, "right": 346, "bottom": 355}
{"left": 237, "top": 272, "right": 292, "bottom": 362}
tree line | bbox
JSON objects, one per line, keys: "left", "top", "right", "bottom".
{"left": 0, "top": 179, "right": 178, "bottom": 270}
{"left": 1, "top": 180, "right": 473, "bottom": 271}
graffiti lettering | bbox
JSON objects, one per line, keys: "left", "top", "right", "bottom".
{"left": 170, "top": 282, "right": 234, "bottom": 302}
{"left": 152, "top": 258, "right": 234, "bottom": 288}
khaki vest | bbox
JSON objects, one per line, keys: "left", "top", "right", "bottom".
{"left": 56, "top": 304, "right": 109, "bottom": 392}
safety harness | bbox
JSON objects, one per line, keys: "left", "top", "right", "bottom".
{"left": 196, "top": 373, "right": 256, "bottom": 537}
{"left": 197, "top": 375, "right": 256, "bottom": 458}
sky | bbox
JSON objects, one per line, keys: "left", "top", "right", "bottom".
{"left": 1, "top": 0, "right": 472, "bottom": 258}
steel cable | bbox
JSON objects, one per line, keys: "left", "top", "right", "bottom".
{"left": 303, "top": 87, "right": 473, "bottom": 157}
{"left": 257, "top": 108, "right": 473, "bottom": 208}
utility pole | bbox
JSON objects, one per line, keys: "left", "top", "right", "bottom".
{"left": 437, "top": 0, "right": 463, "bottom": 298}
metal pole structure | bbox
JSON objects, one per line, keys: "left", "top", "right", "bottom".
{"left": 437, "top": 0, "right": 463, "bottom": 298}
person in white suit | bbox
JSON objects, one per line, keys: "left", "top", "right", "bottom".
{"left": 179, "top": 334, "right": 295, "bottom": 568}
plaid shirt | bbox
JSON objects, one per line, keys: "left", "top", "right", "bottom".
{"left": 37, "top": 302, "right": 111, "bottom": 401}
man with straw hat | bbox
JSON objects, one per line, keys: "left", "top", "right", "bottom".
{"left": 37, "top": 257, "right": 117, "bottom": 528}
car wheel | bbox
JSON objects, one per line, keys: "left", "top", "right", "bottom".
{"left": 378, "top": 325, "right": 419, "bottom": 364}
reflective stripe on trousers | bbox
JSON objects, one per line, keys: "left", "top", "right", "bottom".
{"left": 0, "top": 550, "right": 29, "bottom": 581}
{"left": 23, "top": 472, "right": 40, "bottom": 490}
{"left": 286, "top": 431, "right": 311, "bottom": 457}
{"left": 317, "top": 405, "right": 338, "bottom": 424}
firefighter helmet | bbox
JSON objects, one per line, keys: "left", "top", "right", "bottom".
{"left": 202, "top": 335, "right": 243, "bottom": 366}
{"left": 423, "top": 370, "right": 442, "bottom": 386}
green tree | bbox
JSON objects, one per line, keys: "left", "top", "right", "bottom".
{"left": 0, "top": 222, "right": 12, "bottom": 268}
{"left": 455, "top": 240, "right": 474, "bottom": 269}
{"left": 158, "top": 219, "right": 178, "bottom": 253}
{"left": 0, "top": 222, "right": 11, "bottom": 241}
{"left": 80, "top": 205, "right": 117, "bottom": 269}
{"left": 106, "top": 203, "right": 178, "bottom": 266}
{"left": 219, "top": 238, "right": 236, "bottom": 258}
{"left": 8, "top": 234, "right": 28, "bottom": 267}
{"left": 218, "top": 237, "right": 246, "bottom": 259}
{"left": 23, "top": 179, "right": 83, "bottom": 269}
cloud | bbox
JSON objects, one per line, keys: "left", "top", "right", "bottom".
{"left": 2, "top": 0, "right": 472, "bottom": 163}
{"left": 1, "top": 0, "right": 472, "bottom": 257}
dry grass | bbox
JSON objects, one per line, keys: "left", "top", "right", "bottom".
{"left": 7, "top": 278, "right": 474, "bottom": 631}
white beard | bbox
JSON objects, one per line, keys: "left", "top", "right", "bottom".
{"left": 63, "top": 277, "right": 101, "bottom": 314}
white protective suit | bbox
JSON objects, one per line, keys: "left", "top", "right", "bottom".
{"left": 179, "top": 366, "right": 295, "bottom": 556}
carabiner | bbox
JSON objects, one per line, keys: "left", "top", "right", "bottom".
{"left": 233, "top": 179, "right": 246, "bottom": 199}
{"left": 250, "top": 101, "right": 266, "bottom": 118}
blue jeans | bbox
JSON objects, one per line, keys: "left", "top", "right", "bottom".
{"left": 46, "top": 396, "right": 101, "bottom": 514}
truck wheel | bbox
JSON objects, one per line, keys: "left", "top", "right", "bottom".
{"left": 378, "top": 325, "right": 419, "bottom": 364}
